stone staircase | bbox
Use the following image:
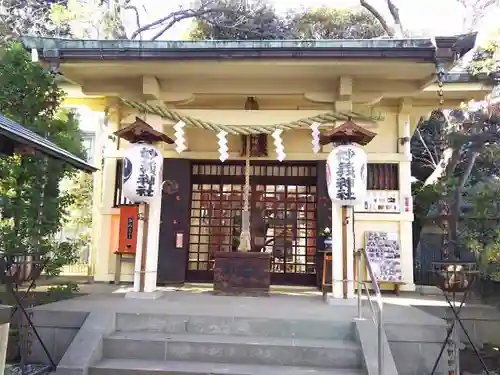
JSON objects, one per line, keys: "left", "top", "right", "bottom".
{"left": 89, "top": 312, "right": 367, "bottom": 375}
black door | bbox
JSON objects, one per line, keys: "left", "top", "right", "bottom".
{"left": 187, "top": 161, "right": 318, "bottom": 286}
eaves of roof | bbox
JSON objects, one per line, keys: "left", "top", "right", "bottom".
{"left": 0, "top": 113, "right": 97, "bottom": 173}
{"left": 21, "top": 34, "right": 477, "bottom": 63}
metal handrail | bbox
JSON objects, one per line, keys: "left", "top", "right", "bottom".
{"left": 355, "top": 248, "right": 384, "bottom": 375}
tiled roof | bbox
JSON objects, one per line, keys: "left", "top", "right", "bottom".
{"left": 0, "top": 113, "right": 97, "bottom": 172}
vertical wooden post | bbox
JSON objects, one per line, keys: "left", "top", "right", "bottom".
{"left": 342, "top": 206, "right": 348, "bottom": 299}
{"left": 139, "top": 204, "right": 150, "bottom": 292}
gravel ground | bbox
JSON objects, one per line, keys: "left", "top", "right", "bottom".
{"left": 461, "top": 344, "right": 500, "bottom": 375}
{"left": 4, "top": 364, "right": 51, "bottom": 375}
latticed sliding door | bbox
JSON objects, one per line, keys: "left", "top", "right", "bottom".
{"left": 187, "top": 162, "right": 318, "bottom": 286}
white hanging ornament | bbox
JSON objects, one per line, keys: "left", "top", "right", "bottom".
{"left": 217, "top": 130, "right": 229, "bottom": 162}
{"left": 122, "top": 143, "right": 163, "bottom": 204}
{"left": 326, "top": 143, "right": 367, "bottom": 206}
{"left": 310, "top": 122, "right": 320, "bottom": 153}
{"left": 173, "top": 121, "right": 187, "bottom": 153}
{"left": 272, "top": 129, "right": 286, "bottom": 162}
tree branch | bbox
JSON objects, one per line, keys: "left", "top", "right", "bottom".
{"left": 416, "top": 127, "right": 438, "bottom": 167}
{"left": 456, "top": 0, "right": 500, "bottom": 31}
{"left": 122, "top": 0, "right": 141, "bottom": 34}
{"left": 385, "top": 0, "right": 404, "bottom": 37}
{"left": 131, "top": 3, "right": 241, "bottom": 40}
{"left": 194, "top": 13, "right": 294, "bottom": 40}
{"left": 359, "top": 0, "right": 394, "bottom": 36}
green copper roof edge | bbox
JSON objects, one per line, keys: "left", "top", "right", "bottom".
{"left": 21, "top": 36, "right": 440, "bottom": 50}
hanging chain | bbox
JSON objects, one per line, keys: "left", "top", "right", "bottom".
{"left": 436, "top": 62, "right": 451, "bottom": 261}
{"left": 437, "top": 62, "right": 445, "bottom": 107}
{"left": 436, "top": 61, "right": 458, "bottom": 375}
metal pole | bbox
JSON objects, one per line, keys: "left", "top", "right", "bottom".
{"left": 356, "top": 249, "right": 362, "bottom": 319}
{"left": 378, "top": 296, "right": 384, "bottom": 375}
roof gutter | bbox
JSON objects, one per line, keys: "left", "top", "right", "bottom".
{"left": 21, "top": 34, "right": 477, "bottom": 63}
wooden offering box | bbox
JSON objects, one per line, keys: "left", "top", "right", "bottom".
{"left": 213, "top": 252, "right": 271, "bottom": 296}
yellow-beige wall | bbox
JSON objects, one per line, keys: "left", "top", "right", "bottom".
{"left": 64, "top": 95, "right": 415, "bottom": 289}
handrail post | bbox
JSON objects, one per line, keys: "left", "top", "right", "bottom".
{"left": 377, "top": 294, "right": 384, "bottom": 375}
{"left": 356, "top": 249, "right": 362, "bottom": 319}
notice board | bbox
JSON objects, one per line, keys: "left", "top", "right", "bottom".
{"left": 364, "top": 231, "right": 402, "bottom": 282}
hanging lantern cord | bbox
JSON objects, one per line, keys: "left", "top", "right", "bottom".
{"left": 238, "top": 136, "right": 252, "bottom": 252}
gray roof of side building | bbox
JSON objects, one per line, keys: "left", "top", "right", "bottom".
{"left": 0, "top": 113, "right": 97, "bottom": 172}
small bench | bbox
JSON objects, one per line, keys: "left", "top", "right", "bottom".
{"left": 363, "top": 280, "right": 405, "bottom": 296}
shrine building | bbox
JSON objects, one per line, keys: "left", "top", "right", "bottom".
{"left": 22, "top": 36, "right": 489, "bottom": 295}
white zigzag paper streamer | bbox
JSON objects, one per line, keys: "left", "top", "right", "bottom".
{"left": 173, "top": 120, "right": 186, "bottom": 154}
{"left": 272, "top": 129, "right": 286, "bottom": 162}
{"left": 310, "top": 122, "right": 320, "bottom": 153}
{"left": 31, "top": 48, "right": 39, "bottom": 62}
{"left": 217, "top": 130, "right": 229, "bottom": 162}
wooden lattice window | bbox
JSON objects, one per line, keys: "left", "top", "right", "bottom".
{"left": 367, "top": 163, "right": 399, "bottom": 190}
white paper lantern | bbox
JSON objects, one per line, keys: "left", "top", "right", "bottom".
{"left": 326, "top": 144, "right": 367, "bottom": 206}
{"left": 122, "top": 143, "right": 163, "bottom": 203}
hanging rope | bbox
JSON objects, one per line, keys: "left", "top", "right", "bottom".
{"left": 237, "top": 136, "right": 252, "bottom": 252}
{"left": 120, "top": 98, "right": 379, "bottom": 135}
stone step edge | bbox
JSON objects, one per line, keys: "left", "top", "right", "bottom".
{"left": 91, "top": 358, "right": 365, "bottom": 375}
{"left": 105, "top": 331, "right": 360, "bottom": 350}
{"left": 115, "top": 312, "right": 356, "bottom": 323}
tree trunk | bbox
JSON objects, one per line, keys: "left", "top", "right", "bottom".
{"left": 449, "top": 150, "right": 479, "bottom": 256}
{"left": 423, "top": 147, "right": 459, "bottom": 186}
{"left": 359, "top": 0, "right": 395, "bottom": 36}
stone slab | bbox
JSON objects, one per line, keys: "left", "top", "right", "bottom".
{"left": 0, "top": 305, "right": 11, "bottom": 325}
{"left": 30, "top": 310, "right": 88, "bottom": 329}
{"left": 31, "top": 290, "right": 444, "bottom": 326}
{"left": 29, "top": 290, "right": 452, "bottom": 375}
{"left": 354, "top": 319, "right": 398, "bottom": 375}
{"left": 125, "top": 291, "right": 164, "bottom": 300}
{"left": 115, "top": 313, "right": 354, "bottom": 340}
{"left": 0, "top": 323, "right": 9, "bottom": 375}
{"left": 28, "top": 326, "right": 81, "bottom": 365}
{"left": 56, "top": 311, "right": 115, "bottom": 375}
{"left": 325, "top": 296, "right": 358, "bottom": 306}
{"left": 90, "top": 358, "right": 365, "bottom": 375}
{"left": 103, "top": 331, "right": 362, "bottom": 368}
{"left": 390, "top": 341, "right": 447, "bottom": 375}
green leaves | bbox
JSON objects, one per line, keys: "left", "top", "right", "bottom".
{"left": 469, "top": 31, "right": 500, "bottom": 78}
{"left": 291, "top": 7, "right": 384, "bottom": 40}
{"left": 0, "top": 43, "right": 86, "bottom": 276}
{"left": 189, "top": 2, "right": 385, "bottom": 40}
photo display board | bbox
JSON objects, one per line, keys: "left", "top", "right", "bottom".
{"left": 364, "top": 231, "right": 402, "bottom": 282}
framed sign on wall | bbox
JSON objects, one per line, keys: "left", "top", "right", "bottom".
{"left": 364, "top": 231, "right": 402, "bottom": 282}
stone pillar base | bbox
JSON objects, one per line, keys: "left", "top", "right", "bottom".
{"left": 125, "top": 291, "right": 163, "bottom": 300}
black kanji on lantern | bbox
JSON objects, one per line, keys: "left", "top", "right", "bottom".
{"left": 135, "top": 146, "right": 158, "bottom": 197}
{"left": 335, "top": 147, "right": 356, "bottom": 201}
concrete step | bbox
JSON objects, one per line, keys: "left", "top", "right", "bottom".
{"left": 115, "top": 313, "right": 354, "bottom": 340}
{"left": 90, "top": 358, "right": 366, "bottom": 375}
{"left": 103, "top": 331, "right": 362, "bottom": 369}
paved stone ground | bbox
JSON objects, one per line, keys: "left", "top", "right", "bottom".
{"left": 23, "top": 283, "right": 500, "bottom": 375}
{"left": 32, "top": 284, "right": 446, "bottom": 326}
